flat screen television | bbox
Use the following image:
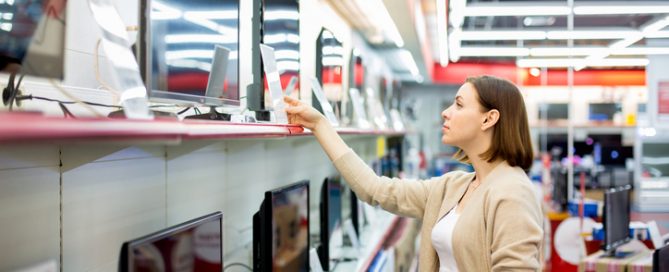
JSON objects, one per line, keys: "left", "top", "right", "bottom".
{"left": 118, "top": 211, "right": 223, "bottom": 272}
{"left": 538, "top": 103, "right": 569, "bottom": 120}
{"left": 589, "top": 103, "right": 621, "bottom": 121}
{"left": 318, "top": 175, "right": 343, "bottom": 271}
{"left": 138, "top": 0, "right": 240, "bottom": 110}
{"left": 1, "top": 0, "right": 67, "bottom": 109}
{"left": 342, "top": 49, "right": 365, "bottom": 126}
{"left": 340, "top": 179, "right": 363, "bottom": 238}
{"left": 253, "top": 180, "right": 310, "bottom": 272}
{"left": 602, "top": 185, "right": 631, "bottom": 256}
{"left": 0, "top": 0, "right": 66, "bottom": 79}
{"left": 314, "top": 28, "right": 343, "bottom": 118}
{"left": 248, "top": 0, "right": 300, "bottom": 120}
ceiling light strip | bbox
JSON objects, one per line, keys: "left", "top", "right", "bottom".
{"left": 436, "top": 0, "right": 449, "bottom": 66}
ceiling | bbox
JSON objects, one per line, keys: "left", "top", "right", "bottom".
{"left": 423, "top": 0, "right": 669, "bottom": 70}
{"left": 327, "top": 0, "right": 669, "bottom": 82}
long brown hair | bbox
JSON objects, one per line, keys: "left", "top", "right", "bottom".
{"left": 454, "top": 75, "right": 534, "bottom": 170}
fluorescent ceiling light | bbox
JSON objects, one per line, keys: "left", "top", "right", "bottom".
{"left": 611, "top": 47, "right": 669, "bottom": 55}
{"left": 458, "top": 47, "right": 530, "bottom": 57}
{"left": 546, "top": 30, "right": 640, "bottom": 40}
{"left": 399, "top": 50, "right": 420, "bottom": 76}
{"left": 322, "top": 45, "right": 344, "bottom": 56}
{"left": 262, "top": 33, "right": 300, "bottom": 44}
{"left": 436, "top": 0, "right": 449, "bottom": 66}
{"left": 165, "top": 50, "right": 214, "bottom": 60}
{"left": 357, "top": 0, "right": 404, "bottom": 47}
{"left": 642, "top": 15, "right": 669, "bottom": 33}
{"left": 530, "top": 47, "right": 604, "bottom": 56}
{"left": 574, "top": 4, "right": 669, "bottom": 15}
{"left": 459, "top": 30, "right": 546, "bottom": 41}
{"left": 463, "top": 4, "right": 570, "bottom": 17}
{"left": 263, "top": 10, "right": 299, "bottom": 21}
{"left": 152, "top": 1, "right": 182, "bottom": 20}
{"left": 183, "top": 14, "right": 236, "bottom": 36}
{"left": 183, "top": 10, "right": 237, "bottom": 20}
{"left": 645, "top": 31, "right": 669, "bottom": 38}
{"left": 274, "top": 50, "right": 300, "bottom": 61}
{"left": 449, "top": 0, "right": 466, "bottom": 27}
{"left": 322, "top": 57, "right": 344, "bottom": 66}
{"left": 164, "top": 34, "right": 236, "bottom": 44}
{"left": 276, "top": 61, "right": 300, "bottom": 73}
{"left": 516, "top": 58, "right": 649, "bottom": 68}
{"left": 449, "top": 29, "right": 462, "bottom": 62}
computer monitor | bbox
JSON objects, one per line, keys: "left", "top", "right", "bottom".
{"left": 253, "top": 180, "right": 309, "bottom": 272}
{"left": 138, "top": 0, "right": 240, "bottom": 108}
{"left": 118, "top": 211, "right": 223, "bottom": 272}
{"left": 318, "top": 176, "right": 343, "bottom": 271}
{"left": 0, "top": 0, "right": 66, "bottom": 79}
{"left": 314, "top": 28, "right": 343, "bottom": 118}
{"left": 602, "top": 185, "right": 632, "bottom": 256}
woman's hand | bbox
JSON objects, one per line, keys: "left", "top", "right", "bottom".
{"left": 284, "top": 95, "right": 328, "bottom": 132}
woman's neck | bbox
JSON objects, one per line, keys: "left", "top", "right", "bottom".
{"left": 466, "top": 152, "right": 502, "bottom": 184}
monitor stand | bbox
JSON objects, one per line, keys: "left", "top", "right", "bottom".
{"left": 185, "top": 106, "right": 231, "bottom": 121}
{"left": 108, "top": 109, "right": 177, "bottom": 119}
{"left": 254, "top": 110, "right": 271, "bottom": 122}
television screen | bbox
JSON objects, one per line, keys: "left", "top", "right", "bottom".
{"left": 0, "top": 0, "right": 67, "bottom": 79}
{"left": 318, "top": 176, "right": 343, "bottom": 271}
{"left": 261, "top": 0, "right": 300, "bottom": 108}
{"left": 314, "top": 28, "right": 343, "bottom": 119}
{"left": 253, "top": 180, "right": 309, "bottom": 272}
{"left": 600, "top": 146, "right": 634, "bottom": 166}
{"left": 589, "top": 103, "right": 621, "bottom": 121}
{"left": 538, "top": 103, "right": 569, "bottom": 120}
{"left": 602, "top": 185, "right": 631, "bottom": 255}
{"left": 340, "top": 180, "right": 363, "bottom": 239}
{"left": 119, "top": 212, "right": 223, "bottom": 272}
{"left": 141, "top": 0, "right": 240, "bottom": 106}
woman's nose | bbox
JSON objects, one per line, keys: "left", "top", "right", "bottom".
{"left": 442, "top": 108, "right": 449, "bottom": 120}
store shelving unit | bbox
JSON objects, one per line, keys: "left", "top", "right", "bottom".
{"left": 0, "top": 112, "right": 405, "bottom": 143}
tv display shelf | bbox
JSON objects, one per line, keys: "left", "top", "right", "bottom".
{"left": 0, "top": 112, "right": 405, "bottom": 143}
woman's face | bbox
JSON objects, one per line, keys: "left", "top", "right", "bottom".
{"left": 441, "top": 83, "right": 487, "bottom": 147}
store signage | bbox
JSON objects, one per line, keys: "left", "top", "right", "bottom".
{"left": 658, "top": 81, "right": 669, "bottom": 115}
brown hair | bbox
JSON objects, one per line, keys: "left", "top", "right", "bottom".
{"left": 454, "top": 75, "right": 534, "bottom": 170}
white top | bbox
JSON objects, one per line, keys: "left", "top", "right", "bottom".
{"left": 431, "top": 206, "right": 461, "bottom": 272}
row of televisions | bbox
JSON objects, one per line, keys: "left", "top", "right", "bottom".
{"left": 119, "top": 176, "right": 359, "bottom": 272}
{"left": 2, "top": 0, "right": 400, "bottom": 124}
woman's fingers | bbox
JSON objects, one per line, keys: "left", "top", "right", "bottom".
{"left": 284, "top": 96, "right": 300, "bottom": 106}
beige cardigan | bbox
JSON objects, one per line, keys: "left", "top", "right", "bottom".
{"left": 333, "top": 150, "right": 543, "bottom": 271}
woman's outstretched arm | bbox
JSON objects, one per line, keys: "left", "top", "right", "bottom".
{"left": 284, "top": 95, "right": 350, "bottom": 161}
{"left": 283, "top": 96, "right": 437, "bottom": 218}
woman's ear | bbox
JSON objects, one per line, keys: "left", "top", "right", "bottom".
{"left": 481, "top": 109, "right": 500, "bottom": 131}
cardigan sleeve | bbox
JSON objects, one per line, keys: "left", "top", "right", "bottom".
{"left": 332, "top": 149, "right": 443, "bottom": 218}
{"left": 489, "top": 182, "right": 543, "bottom": 271}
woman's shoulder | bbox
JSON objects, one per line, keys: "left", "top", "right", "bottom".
{"left": 439, "top": 170, "right": 476, "bottom": 185}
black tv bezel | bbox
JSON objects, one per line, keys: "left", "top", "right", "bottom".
{"left": 250, "top": 0, "right": 301, "bottom": 113}
{"left": 314, "top": 27, "right": 344, "bottom": 116}
{"left": 118, "top": 211, "right": 223, "bottom": 272}
{"left": 602, "top": 184, "right": 632, "bottom": 254}
{"left": 137, "top": 0, "right": 241, "bottom": 107}
{"left": 318, "top": 175, "right": 344, "bottom": 271}
{"left": 253, "top": 180, "right": 310, "bottom": 272}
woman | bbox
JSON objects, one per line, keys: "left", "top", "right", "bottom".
{"left": 284, "top": 75, "right": 543, "bottom": 271}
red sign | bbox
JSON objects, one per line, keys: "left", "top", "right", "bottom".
{"left": 659, "top": 81, "right": 669, "bottom": 114}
